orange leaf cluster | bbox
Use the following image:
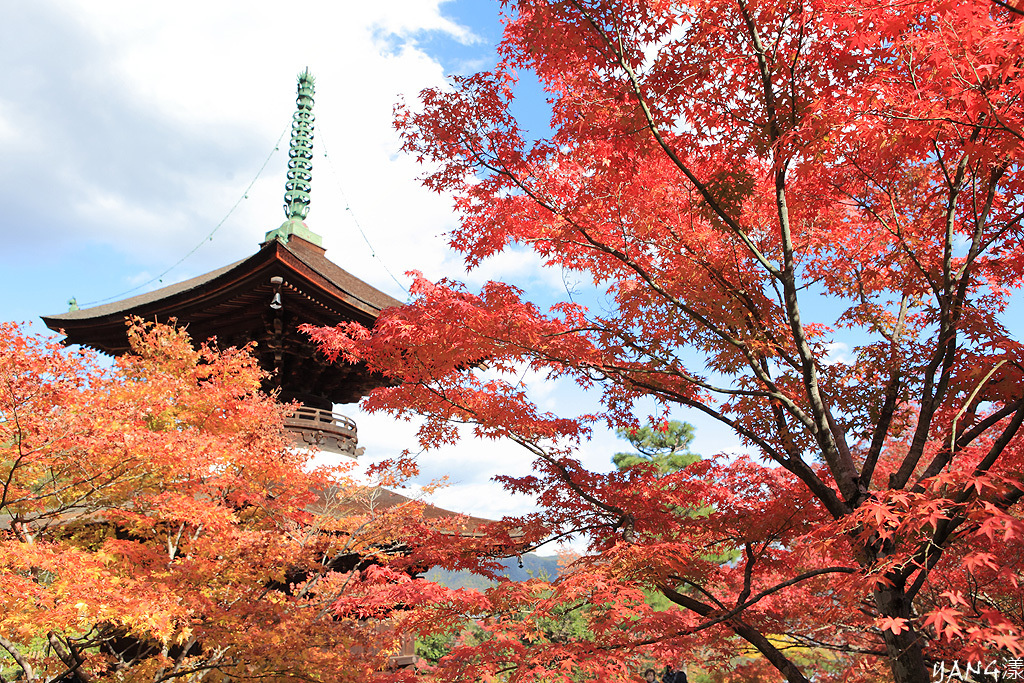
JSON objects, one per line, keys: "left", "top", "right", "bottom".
{"left": 0, "top": 322, "right": 481, "bottom": 683}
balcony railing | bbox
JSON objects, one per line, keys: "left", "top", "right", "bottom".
{"left": 283, "top": 406, "right": 362, "bottom": 456}
{"left": 347, "top": 621, "right": 418, "bottom": 669}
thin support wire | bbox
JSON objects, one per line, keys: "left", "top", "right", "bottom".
{"left": 317, "top": 126, "right": 411, "bottom": 298}
{"left": 81, "top": 126, "right": 290, "bottom": 307}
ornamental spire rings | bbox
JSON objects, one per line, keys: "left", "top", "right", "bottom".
{"left": 283, "top": 68, "right": 315, "bottom": 221}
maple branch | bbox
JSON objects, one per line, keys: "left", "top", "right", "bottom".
{"left": 665, "top": 237, "right": 801, "bottom": 371}
{"left": 767, "top": 382, "right": 807, "bottom": 462}
{"left": 0, "top": 636, "right": 34, "bottom": 682}
{"left": 512, "top": 523, "right": 618, "bottom": 556}
{"left": 950, "top": 359, "right": 1008, "bottom": 450}
{"left": 900, "top": 405, "right": 1024, "bottom": 595}
{"left": 168, "top": 522, "right": 186, "bottom": 562}
{"left": 967, "top": 163, "right": 1002, "bottom": 268}
{"left": 458, "top": 27, "right": 832, "bottom": 468}
{"left": 617, "top": 371, "right": 848, "bottom": 517}
{"left": 783, "top": 9, "right": 808, "bottom": 132}
{"left": 941, "top": 153, "right": 970, "bottom": 295}
{"left": 510, "top": 434, "right": 636, "bottom": 540}
{"left": 730, "top": 286, "right": 802, "bottom": 371}
{"left": 781, "top": 631, "right": 889, "bottom": 658}
{"left": 737, "top": 542, "right": 757, "bottom": 607}
{"left": 471, "top": 148, "right": 763, "bottom": 372}
{"left": 961, "top": 399, "right": 1024, "bottom": 483}
{"left": 659, "top": 581, "right": 816, "bottom": 683}
{"left": 907, "top": 480, "right": 1024, "bottom": 603}
{"left": 867, "top": 104, "right": 1024, "bottom": 142}
{"left": 916, "top": 399, "right": 1024, "bottom": 483}
{"left": 584, "top": 306, "right": 834, "bottom": 475}
{"left": 4, "top": 456, "right": 151, "bottom": 516}
{"left": 775, "top": 211, "right": 860, "bottom": 507}
{"left": 675, "top": 577, "right": 731, "bottom": 613}
{"left": 860, "top": 370, "right": 903, "bottom": 492}
{"left": 846, "top": 283, "right": 909, "bottom": 493}
{"left": 309, "top": 514, "right": 385, "bottom": 616}
{"left": 363, "top": 372, "right": 637, "bottom": 543}
{"left": 830, "top": 167, "right": 941, "bottom": 298}
{"left": 150, "top": 657, "right": 235, "bottom": 683}
{"left": 0, "top": 377, "right": 36, "bottom": 514}
{"left": 166, "top": 636, "right": 199, "bottom": 680}
{"left": 600, "top": 331, "right": 813, "bottom": 424}
{"left": 597, "top": 296, "right": 824, "bottom": 449}
{"left": 735, "top": 0, "right": 781, "bottom": 143}
{"left": 735, "top": 0, "right": 861, "bottom": 506}
{"left": 947, "top": 163, "right": 1006, "bottom": 336}
{"left": 891, "top": 153, "right": 970, "bottom": 491}
{"left": 567, "top": 0, "right": 784, "bottom": 280}
{"left": 48, "top": 631, "right": 92, "bottom": 683}
{"left": 668, "top": 566, "right": 860, "bottom": 636}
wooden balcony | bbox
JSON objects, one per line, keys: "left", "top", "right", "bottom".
{"left": 348, "top": 624, "right": 418, "bottom": 670}
{"left": 388, "top": 634, "right": 418, "bottom": 668}
{"left": 283, "top": 406, "right": 363, "bottom": 456}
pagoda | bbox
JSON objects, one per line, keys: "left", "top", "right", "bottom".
{"left": 42, "top": 70, "right": 401, "bottom": 457}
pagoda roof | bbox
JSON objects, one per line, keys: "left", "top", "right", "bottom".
{"left": 44, "top": 236, "right": 400, "bottom": 347}
{"left": 42, "top": 235, "right": 403, "bottom": 405}
{"left": 311, "top": 487, "right": 500, "bottom": 538}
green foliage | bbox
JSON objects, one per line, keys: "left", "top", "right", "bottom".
{"left": 415, "top": 629, "right": 457, "bottom": 662}
{"left": 535, "top": 601, "right": 593, "bottom": 644}
{"left": 617, "top": 421, "right": 739, "bottom": 566}
{"left": 612, "top": 420, "right": 699, "bottom": 475}
{"left": 415, "top": 586, "right": 592, "bottom": 666}
{"left": 641, "top": 587, "right": 677, "bottom": 612}
{"left": 417, "top": 621, "right": 489, "bottom": 664}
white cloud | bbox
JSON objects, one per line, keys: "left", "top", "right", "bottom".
{"left": 429, "top": 482, "right": 539, "bottom": 521}
{"left": 0, "top": 1, "right": 557, "bottom": 519}
{"left": 462, "top": 245, "right": 571, "bottom": 293}
{"left": 341, "top": 377, "right": 624, "bottom": 523}
{"left": 0, "top": 102, "right": 17, "bottom": 146}
{"left": 823, "top": 341, "right": 853, "bottom": 365}
{"left": 0, "top": 1, "right": 478, "bottom": 300}
{"left": 327, "top": 405, "right": 538, "bottom": 521}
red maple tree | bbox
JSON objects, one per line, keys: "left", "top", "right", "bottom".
{"left": 307, "top": 1, "right": 1024, "bottom": 681}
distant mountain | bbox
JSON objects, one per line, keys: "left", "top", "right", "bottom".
{"left": 424, "top": 553, "right": 562, "bottom": 590}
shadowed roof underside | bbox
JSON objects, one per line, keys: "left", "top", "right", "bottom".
{"left": 43, "top": 236, "right": 403, "bottom": 405}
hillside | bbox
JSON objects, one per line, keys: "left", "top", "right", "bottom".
{"left": 423, "top": 553, "right": 562, "bottom": 591}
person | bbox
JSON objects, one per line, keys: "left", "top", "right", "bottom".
{"left": 663, "top": 664, "right": 689, "bottom": 683}
{"left": 644, "top": 669, "right": 657, "bottom": 683}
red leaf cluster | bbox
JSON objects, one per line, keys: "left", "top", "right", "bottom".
{"left": 312, "top": 1, "right": 1024, "bottom": 681}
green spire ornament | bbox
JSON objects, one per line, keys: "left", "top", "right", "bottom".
{"left": 265, "top": 68, "right": 323, "bottom": 247}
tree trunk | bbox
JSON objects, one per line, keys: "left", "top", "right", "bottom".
{"left": 874, "top": 585, "right": 929, "bottom": 683}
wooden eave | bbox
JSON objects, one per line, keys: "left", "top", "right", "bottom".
{"left": 42, "top": 237, "right": 401, "bottom": 354}
{"left": 41, "top": 237, "right": 403, "bottom": 405}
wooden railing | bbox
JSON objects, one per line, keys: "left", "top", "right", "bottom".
{"left": 283, "top": 406, "right": 362, "bottom": 456}
{"left": 348, "top": 623, "right": 418, "bottom": 669}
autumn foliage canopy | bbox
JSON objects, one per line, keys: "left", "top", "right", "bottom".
{"left": 306, "top": 1, "right": 1024, "bottom": 681}
{"left": 0, "top": 322, "right": 477, "bottom": 683}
